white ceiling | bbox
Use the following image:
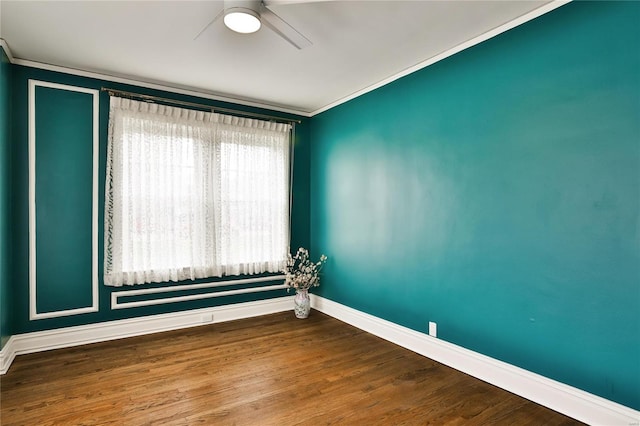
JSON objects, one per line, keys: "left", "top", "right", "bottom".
{"left": 1, "top": 0, "right": 557, "bottom": 115}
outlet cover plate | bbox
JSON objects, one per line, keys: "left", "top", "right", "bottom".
{"left": 429, "top": 321, "right": 437, "bottom": 337}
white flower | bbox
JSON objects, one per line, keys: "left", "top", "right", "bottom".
{"left": 282, "top": 248, "right": 328, "bottom": 292}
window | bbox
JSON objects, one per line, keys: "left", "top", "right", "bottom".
{"left": 104, "top": 97, "right": 291, "bottom": 286}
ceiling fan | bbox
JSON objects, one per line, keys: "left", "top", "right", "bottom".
{"left": 195, "top": 0, "right": 316, "bottom": 49}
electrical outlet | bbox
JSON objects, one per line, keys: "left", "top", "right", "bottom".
{"left": 428, "top": 321, "right": 437, "bottom": 337}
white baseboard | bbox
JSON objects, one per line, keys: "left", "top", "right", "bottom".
{"left": 0, "top": 296, "right": 292, "bottom": 375}
{"left": 0, "top": 336, "right": 17, "bottom": 374}
{"left": 2, "top": 294, "right": 637, "bottom": 424}
{"left": 311, "top": 295, "right": 640, "bottom": 426}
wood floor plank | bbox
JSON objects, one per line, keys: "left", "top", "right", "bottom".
{"left": 0, "top": 311, "right": 583, "bottom": 425}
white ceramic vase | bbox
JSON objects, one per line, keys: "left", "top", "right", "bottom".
{"left": 294, "top": 289, "right": 310, "bottom": 319}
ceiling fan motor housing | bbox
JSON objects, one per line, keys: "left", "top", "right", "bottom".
{"left": 224, "top": 0, "right": 263, "bottom": 16}
{"left": 223, "top": 1, "right": 263, "bottom": 33}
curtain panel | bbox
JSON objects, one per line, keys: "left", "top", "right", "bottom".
{"left": 104, "top": 97, "right": 291, "bottom": 286}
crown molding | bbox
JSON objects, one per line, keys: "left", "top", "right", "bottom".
{"left": 13, "top": 57, "right": 312, "bottom": 117}
{"left": 2, "top": 40, "right": 310, "bottom": 118}
{"left": 0, "top": 38, "right": 15, "bottom": 62}
{"left": 309, "top": 0, "right": 572, "bottom": 116}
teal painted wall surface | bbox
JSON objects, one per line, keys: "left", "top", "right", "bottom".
{"left": 0, "top": 46, "right": 12, "bottom": 348}
{"left": 34, "top": 86, "right": 95, "bottom": 313}
{"left": 311, "top": 1, "right": 640, "bottom": 409}
{"left": 10, "top": 65, "right": 310, "bottom": 333}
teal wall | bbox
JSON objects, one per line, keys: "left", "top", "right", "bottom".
{"left": 310, "top": 1, "right": 640, "bottom": 409}
{"left": 10, "top": 65, "right": 310, "bottom": 333}
{"left": 0, "top": 46, "right": 12, "bottom": 349}
{"left": 34, "top": 86, "right": 95, "bottom": 313}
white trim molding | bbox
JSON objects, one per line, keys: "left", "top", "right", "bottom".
{"left": 28, "top": 80, "right": 100, "bottom": 320}
{"left": 111, "top": 275, "right": 287, "bottom": 309}
{"left": 2, "top": 294, "right": 637, "bottom": 424}
{"left": 0, "top": 337, "right": 17, "bottom": 375}
{"left": 1, "top": 37, "right": 306, "bottom": 117}
{"left": 310, "top": 0, "right": 572, "bottom": 116}
{"left": 14, "top": 58, "right": 310, "bottom": 117}
{"left": 0, "top": 38, "right": 15, "bottom": 62}
{"left": 311, "top": 295, "right": 640, "bottom": 426}
{"left": 0, "top": 296, "right": 293, "bottom": 375}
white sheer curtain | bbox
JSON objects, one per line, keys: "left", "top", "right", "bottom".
{"left": 104, "top": 97, "right": 291, "bottom": 286}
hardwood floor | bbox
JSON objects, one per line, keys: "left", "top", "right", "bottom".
{"left": 1, "top": 311, "right": 582, "bottom": 425}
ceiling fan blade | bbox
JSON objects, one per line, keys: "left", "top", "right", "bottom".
{"left": 260, "top": 3, "right": 312, "bottom": 49}
{"left": 193, "top": 7, "right": 225, "bottom": 40}
{"left": 264, "top": 0, "right": 331, "bottom": 5}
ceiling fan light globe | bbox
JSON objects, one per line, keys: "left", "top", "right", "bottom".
{"left": 224, "top": 9, "right": 261, "bottom": 34}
